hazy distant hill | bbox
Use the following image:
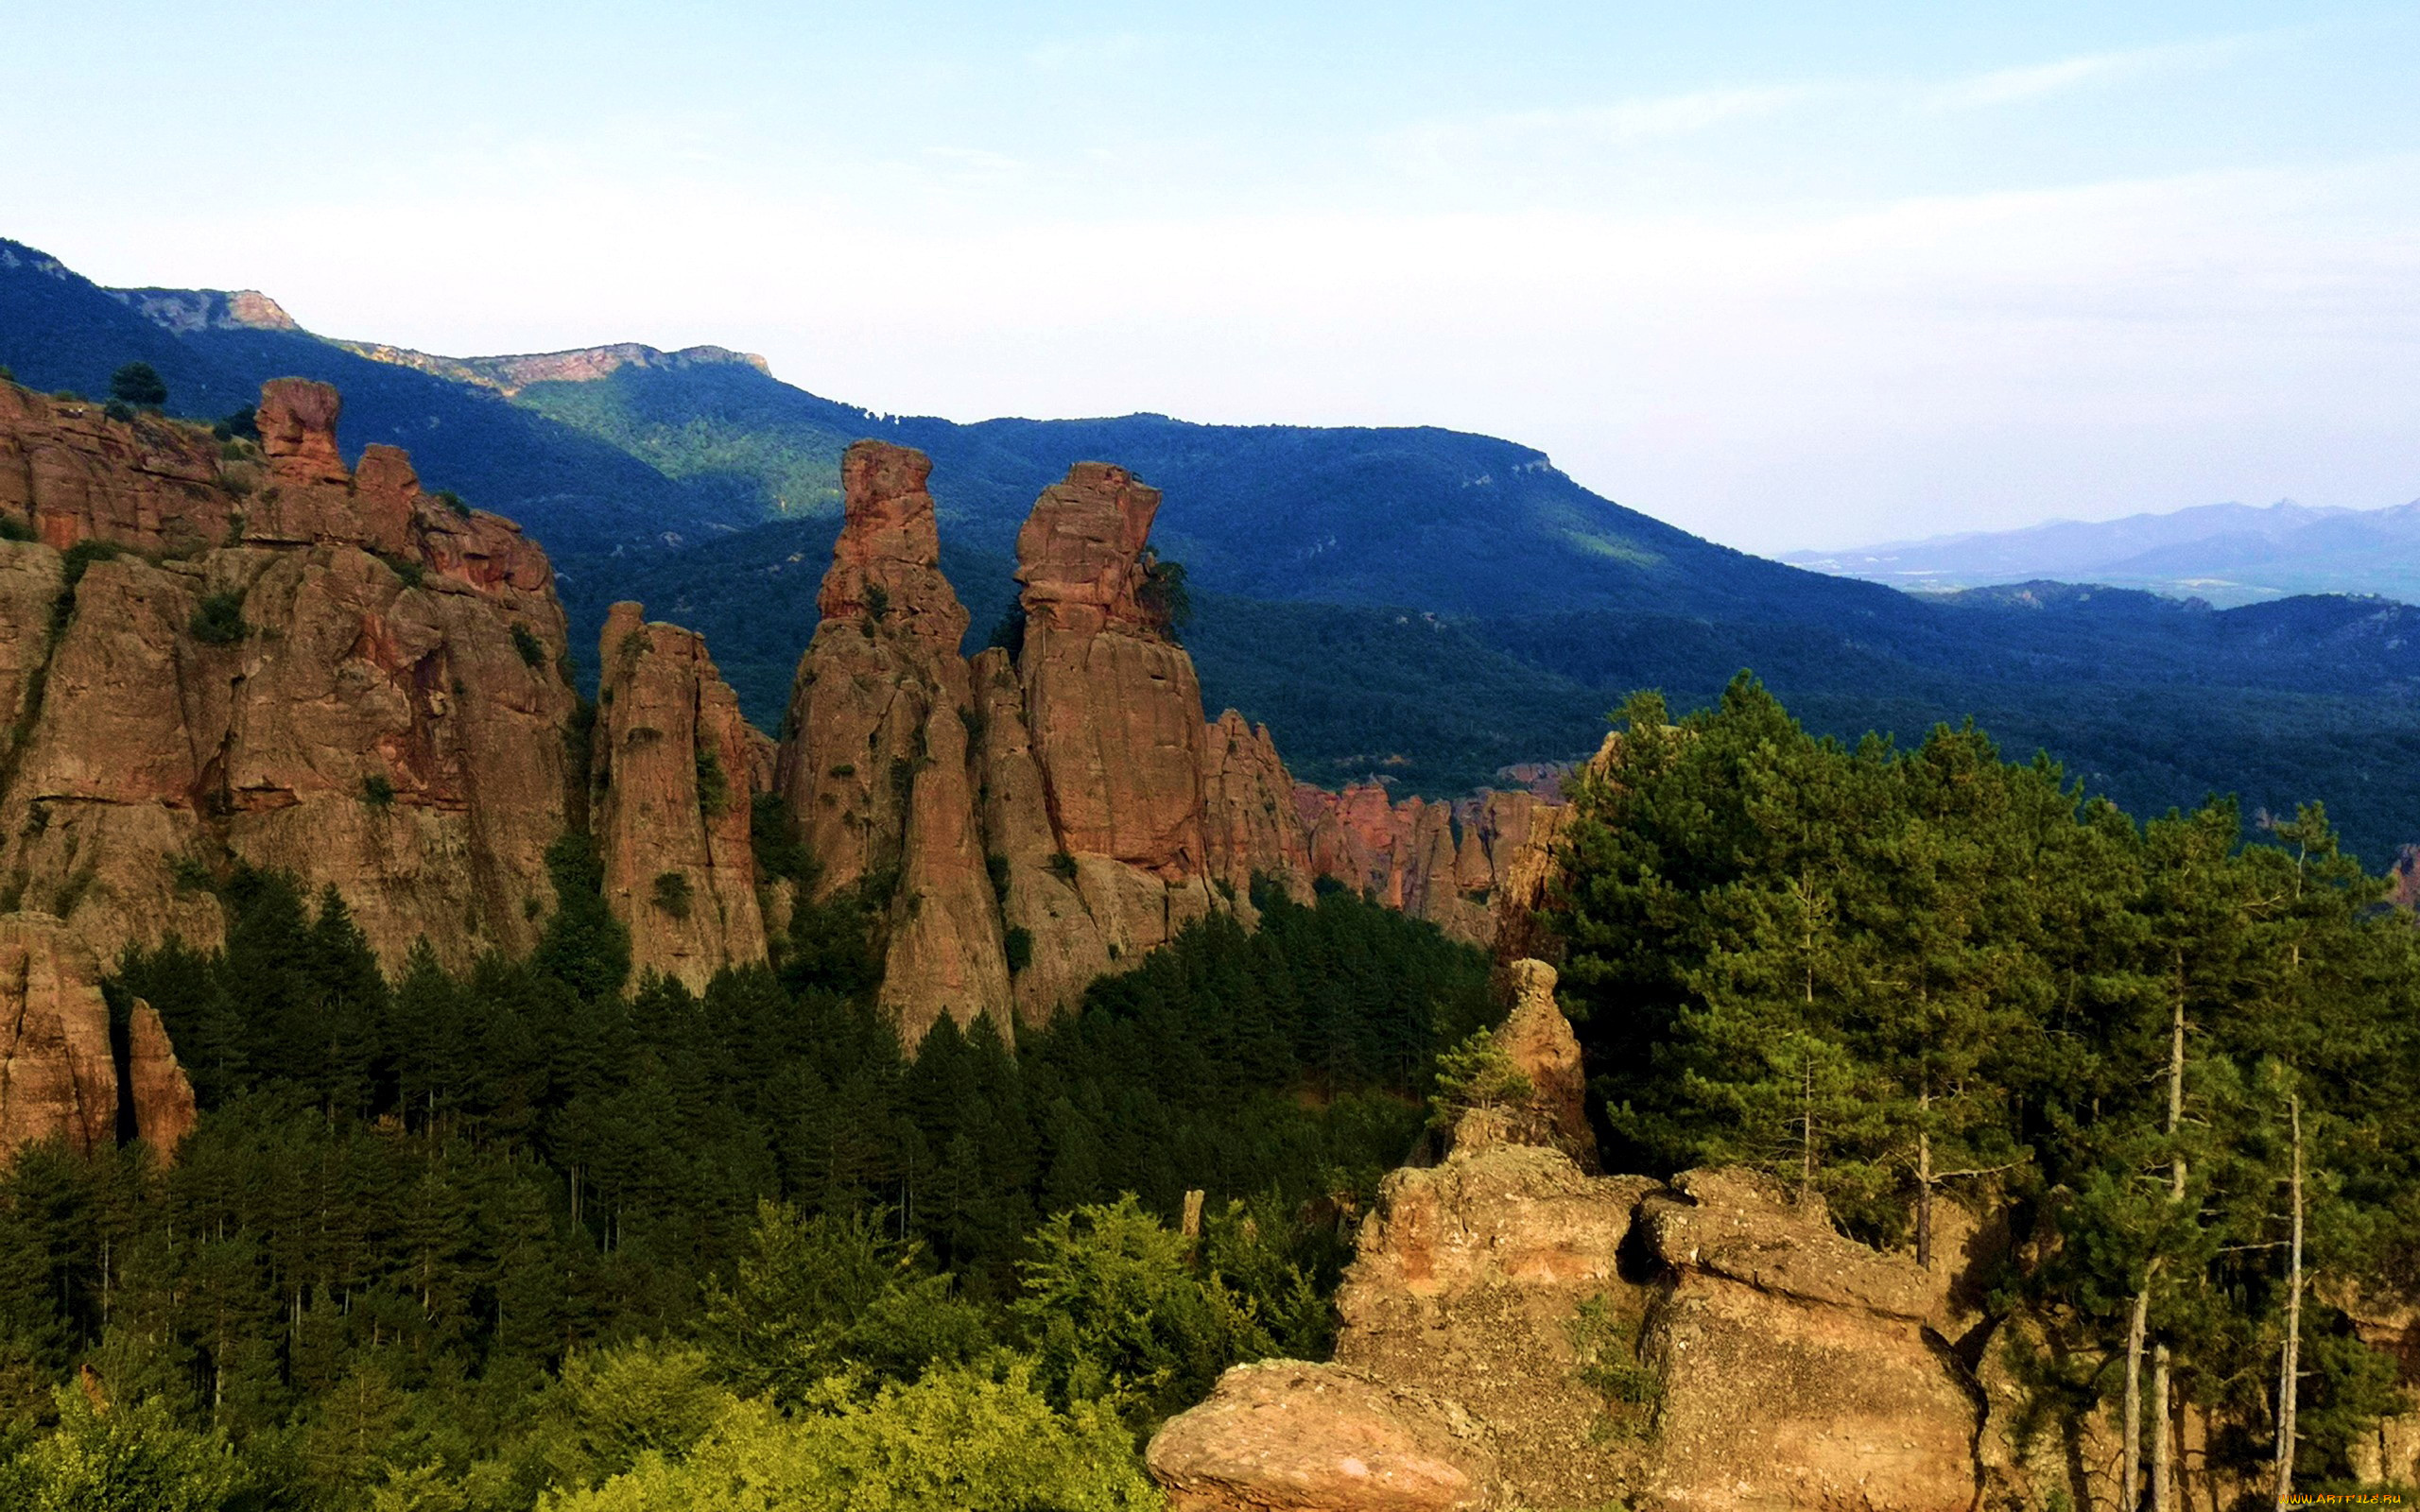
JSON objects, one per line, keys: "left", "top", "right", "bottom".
{"left": 1789, "top": 498, "right": 2420, "bottom": 607}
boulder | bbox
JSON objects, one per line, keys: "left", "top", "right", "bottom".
{"left": 1145, "top": 1360, "right": 1496, "bottom": 1512}
{"left": 1634, "top": 1169, "right": 1981, "bottom": 1512}
{"left": 257, "top": 377, "right": 349, "bottom": 484}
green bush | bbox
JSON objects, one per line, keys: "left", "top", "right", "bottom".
{"left": 512, "top": 623, "right": 546, "bottom": 666}
{"left": 1048, "top": 851, "right": 1079, "bottom": 885}
{"left": 104, "top": 399, "right": 135, "bottom": 422}
{"left": 360, "top": 773, "right": 396, "bottom": 807}
{"left": 1004, "top": 925, "right": 1034, "bottom": 973}
{"left": 109, "top": 361, "right": 168, "bottom": 409}
{"left": 60, "top": 540, "right": 118, "bottom": 588}
{"left": 188, "top": 592, "right": 250, "bottom": 645}
{"left": 696, "top": 746, "right": 731, "bottom": 818}
{"left": 0, "top": 517, "right": 33, "bottom": 544}
{"left": 435, "top": 489, "right": 472, "bottom": 518}
{"left": 651, "top": 870, "right": 694, "bottom": 919}
{"left": 212, "top": 405, "right": 259, "bottom": 441}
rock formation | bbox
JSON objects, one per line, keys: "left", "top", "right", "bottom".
{"left": 1201, "top": 710, "right": 1315, "bottom": 905}
{"left": 0, "top": 912, "right": 197, "bottom": 1165}
{"left": 1147, "top": 1361, "right": 1496, "bottom": 1512}
{"left": 772, "top": 442, "right": 1011, "bottom": 1045}
{"left": 124, "top": 1000, "right": 199, "bottom": 1157}
{"left": 0, "top": 377, "right": 581, "bottom": 972}
{"left": 1150, "top": 962, "right": 1989, "bottom": 1512}
{"left": 0, "top": 914, "right": 121, "bottom": 1158}
{"left": 591, "top": 603, "right": 766, "bottom": 990}
{"left": 1015, "top": 462, "right": 1209, "bottom": 875}
{"left": 1478, "top": 958, "right": 1597, "bottom": 1171}
{"left": 1294, "top": 782, "right": 1564, "bottom": 947}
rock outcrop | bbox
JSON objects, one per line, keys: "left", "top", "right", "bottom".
{"left": 1150, "top": 963, "right": 1989, "bottom": 1512}
{"left": 0, "top": 912, "right": 198, "bottom": 1165}
{"left": 772, "top": 442, "right": 1011, "bottom": 1045}
{"left": 0, "top": 378, "right": 580, "bottom": 972}
{"left": 124, "top": 1000, "right": 199, "bottom": 1158}
{"left": 591, "top": 604, "right": 767, "bottom": 990}
{"left": 1201, "top": 710, "right": 1315, "bottom": 905}
{"left": 0, "top": 914, "right": 120, "bottom": 1158}
{"left": 1294, "top": 782, "right": 1564, "bottom": 946}
{"left": 1480, "top": 958, "right": 1596, "bottom": 1171}
{"left": 1015, "top": 463, "right": 1209, "bottom": 876}
{"left": 1147, "top": 1361, "right": 1496, "bottom": 1512}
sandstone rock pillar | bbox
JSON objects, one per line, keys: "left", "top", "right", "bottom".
{"left": 771, "top": 441, "right": 1011, "bottom": 1046}
{"left": 592, "top": 602, "right": 768, "bottom": 991}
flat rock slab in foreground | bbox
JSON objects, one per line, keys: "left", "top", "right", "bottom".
{"left": 1145, "top": 1360, "right": 1495, "bottom": 1512}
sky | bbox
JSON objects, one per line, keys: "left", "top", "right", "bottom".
{"left": 7, "top": 2, "right": 2416, "bottom": 553}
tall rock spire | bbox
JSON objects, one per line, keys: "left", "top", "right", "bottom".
{"left": 591, "top": 603, "right": 767, "bottom": 990}
{"left": 773, "top": 441, "right": 1011, "bottom": 1047}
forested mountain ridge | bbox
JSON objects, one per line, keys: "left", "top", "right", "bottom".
{"left": 12, "top": 234, "right": 2420, "bottom": 868}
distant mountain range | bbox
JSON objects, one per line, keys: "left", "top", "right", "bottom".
{"left": 1788, "top": 499, "right": 2420, "bottom": 608}
{"left": 11, "top": 234, "right": 2420, "bottom": 865}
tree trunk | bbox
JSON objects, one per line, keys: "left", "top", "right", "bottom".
{"left": 1917, "top": 1098, "right": 1934, "bottom": 1271}
{"left": 2273, "top": 1092, "right": 2304, "bottom": 1510}
{"left": 2124, "top": 1284, "right": 2150, "bottom": 1507}
{"left": 2152, "top": 979, "right": 2187, "bottom": 1512}
{"left": 2152, "top": 1343, "right": 2172, "bottom": 1512}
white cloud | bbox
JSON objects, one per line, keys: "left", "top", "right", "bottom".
{"left": 1926, "top": 35, "right": 2265, "bottom": 111}
{"left": 1378, "top": 85, "right": 1817, "bottom": 167}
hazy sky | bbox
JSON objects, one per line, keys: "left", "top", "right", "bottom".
{"left": 9, "top": 3, "right": 2416, "bottom": 552}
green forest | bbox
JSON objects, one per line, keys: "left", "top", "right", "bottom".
{"left": 1, "top": 679, "right": 2415, "bottom": 1505}
{"left": 1549, "top": 676, "right": 2420, "bottom": 1496}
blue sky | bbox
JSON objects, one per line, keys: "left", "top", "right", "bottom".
{"left": 9, "top": 3, "right": 2416, "bottom": 551}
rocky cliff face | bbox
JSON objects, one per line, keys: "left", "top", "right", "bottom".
{"left": 0, "top": 912, "right": 196, "bottom": 1165}
{"left": 0, "top": 378, "right": 580, "bottom": 972}
{"left": 1149, "top": 964, "right": 1990, "bottom": 1512}
{"left": 591, "top": 603, "right": 767, "bottom": 990}
{"left": 772, "top": 442, "right": 1011, "bottom": 1045}
{"left": 1293, "top": 782, "right": 1562, "bottom": 947}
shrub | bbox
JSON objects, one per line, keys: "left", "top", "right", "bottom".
{"left": 1426, "top": 1028, "right": 1531, "bottom": 1130}
{"left": 986, "top": 852, "right": 1011, "bottom": 904}
{"left": 1048, "top": 851, "right": 1080, "bottom": 885}
{"left": 380, "top": 554, "right": 425, "bottom": 590}
{"left": 435, "top": 489, "right": 471, "bottom": 518}
{"left": 360, "top": 773, "right": 396, "bottom": 807}
{"left": 1138, "top": 551, "right": 1191, "bottom": 637}
{"left": 212, "top": 404, "right": 259, "bottom": 441}
{"left": 0, "top": 517, "right": 32, "bottom": 543}
{"left": 512, "top": 623, "right": 546, "bottom": 667}
{"left": 750, "top": 792, "right": 815, "bottom": 886}
{"left": 109, "top": 360, "right": 168, "bottom": 409}
{"left": 1004, "top": 924, "right": 1034, "bottom": 973}
{"left": 828, "top": 763, "right": 856, "bottom": 778}
{"left": 60, "top": 539, "right": 122, "bottom": 591}
{"left": 188, "top": 591, "right": 250, "bottom": 644}
{"left": 695, "top": 745, "right": 730, "bottom": 817}
{"left": 652, "top": 870, "right": 694, "bottom": 919}
{"left": 864, "top": 581, "right": 890, "bottom": 623}
{"left": 104, "top": 399, "right": 135, "bottom": 422}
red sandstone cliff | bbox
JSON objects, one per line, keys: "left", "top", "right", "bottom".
{"left": 0, "top": 378, "right": 579, "bottom": 971}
